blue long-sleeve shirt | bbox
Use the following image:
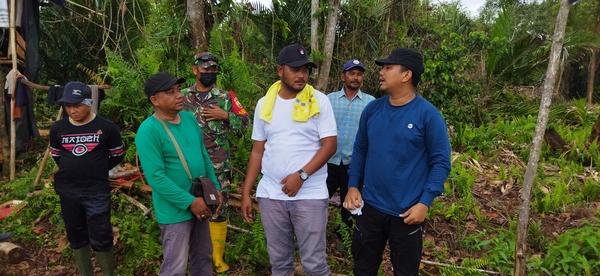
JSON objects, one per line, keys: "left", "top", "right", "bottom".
{"left": 348, "top": 95, "right": 451, "bottom": 216}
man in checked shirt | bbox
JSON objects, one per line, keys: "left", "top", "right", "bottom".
{"left": 326, "top": 59, "right": 375, "bottom": 237}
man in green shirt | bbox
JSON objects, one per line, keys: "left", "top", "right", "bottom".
{"left": 136, "top": 72, "right": 221, "bottom": 276}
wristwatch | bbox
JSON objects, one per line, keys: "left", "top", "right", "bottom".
{"left": 297, "top": 169, "right": 309, "bottom": 181}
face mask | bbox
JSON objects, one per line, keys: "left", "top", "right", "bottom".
{"left": 199, "top": 72, "right": 217, "bottom": 86}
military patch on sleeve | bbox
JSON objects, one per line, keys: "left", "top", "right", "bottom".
{"left": 229, "top": 90, "right": 248, "bottom": 115}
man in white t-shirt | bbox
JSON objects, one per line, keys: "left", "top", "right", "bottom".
{"left": 241, "top": 44, "right": 337, "bottom": 276}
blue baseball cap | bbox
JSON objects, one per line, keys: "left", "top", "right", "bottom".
{"left": 57, "top": 81, "right": 92, "bottom": 104}
{"left": 342, "top": 59, "right": 365, "bottom": 73}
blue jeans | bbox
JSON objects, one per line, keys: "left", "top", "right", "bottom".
{"left": 59, "top": 192, "right": 113, "bottom": 252}
{"left": 352, "top": 202, "right": 424, "bottom": 276}
{"left": 257, "top": 197, "right": 330, "bottom": 276}
{"left": 158, "top": 219, "right": 212, "bottom": 276}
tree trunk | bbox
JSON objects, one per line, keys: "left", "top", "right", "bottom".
{"left": 587, "top": 0, "right": 600, "bottom": 106}
{"left": 552, "top": 54, "right": 565, "bottom": 102}
{"left": 313, "top": 0, "right": 340, "bottom": 92}
{"left": 310, "top": 0, "right": 319, "bottom": 55}
{"left": 310, "top": 0, "right": 320, "bottom": 78}
{"left": 187, "top": 0, "right": 208, "bottom": 51}
{"left": 587, "top": 50, "right": 597, "bottom": 106}
{"left": 514, "top": 1, "right": 571, "bottom": 275}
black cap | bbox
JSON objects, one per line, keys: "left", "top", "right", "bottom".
{"left": 194, "top": 52, "right": 218, "bottom": 68}
{"left": 144, "top": 72, "right": 186, "bottom": 98}
{"left": 57, "top": 81, "right": 92, "bottom": 104}
{"left": 375, "top": 48, "right": 424, "bottom": 75}
{"left": 278, "top": 44, "right": 317, "bottom": 68}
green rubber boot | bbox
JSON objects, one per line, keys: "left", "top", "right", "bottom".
{"left": 96, "top": 248, "right": 115, "bottom": 276}
{"left": 73, "top": 245, "right": 93, "bottom": 276}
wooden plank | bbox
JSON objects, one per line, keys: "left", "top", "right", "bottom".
{"left": 15, "top": 31, "right": 25, "bottom": 51}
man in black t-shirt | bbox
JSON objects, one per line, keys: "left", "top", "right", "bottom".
{"left": 49, "top": 81, "right": 124, "bottom": 276}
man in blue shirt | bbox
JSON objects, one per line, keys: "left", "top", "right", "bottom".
{"left": 327, "top": 59, "right": 375, "bottom": 234}
{"left": 344, "top": 48, "right": 451, "bottom": 275}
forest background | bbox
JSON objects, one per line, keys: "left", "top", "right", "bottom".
{"left": 1, "top": 0, "right": 600, "bottom": 275}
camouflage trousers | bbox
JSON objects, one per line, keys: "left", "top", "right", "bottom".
{"left": 211, "top": 171, "right": 230, "bottom": 222}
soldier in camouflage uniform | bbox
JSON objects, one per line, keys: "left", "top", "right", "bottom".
{"left": 182, "top": 52, "right": 250, "bottom": 273}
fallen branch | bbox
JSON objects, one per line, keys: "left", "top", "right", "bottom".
{"left": 421, "top": 260, "right": 501, "bottom": 275}
{"left": 227, "top": 224, "right": 252, "bottom": 234}
{"left": 229, "top": 193, "right": 257, "bottom": 203}
{"left": 231, "top": 166, "right": 246, "bottom": 178}
{"left": 34, "top": 210, "right": 53, "bottom": 226}
{"left": 114, "top": 190, "right": 154, "bottom": 219}
{"left": 20, "top": 78, "right": 111, "bottom": 91}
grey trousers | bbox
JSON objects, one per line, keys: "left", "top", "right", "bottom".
{"left": 258, "top": 197, "right": 331, "bottom": 276}
{"left": 158, "top": 218, "right": 212, "bottom": 276}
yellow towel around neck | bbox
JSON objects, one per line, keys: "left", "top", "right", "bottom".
{"left": 259, "top": 80, "right": 320, "bottom": 123}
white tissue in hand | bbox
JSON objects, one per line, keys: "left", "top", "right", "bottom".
{"left": 344, "top": 200, "right": 364, "bottom": 216}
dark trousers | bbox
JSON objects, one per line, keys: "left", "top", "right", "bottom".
{"left": 59, "top": 192, "right": 113, "bottom": 252}
{"left": 352, "top": 203, "right": 424, "bottom": 276}
{"left": 326, "top": 163, "right": 352, "bottom": 229}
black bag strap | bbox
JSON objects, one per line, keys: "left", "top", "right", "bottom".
{"left": 153, "top": 113, "right": 193, "bottom": 181}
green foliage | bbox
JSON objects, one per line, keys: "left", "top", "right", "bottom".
{"left": 210, "top": 29, "right": 266, "bottom": 108}
{"left": 539, "top": 221, "right": 600, "bottom": 275}
{"left": 227, "top": 127, "right": 254, "bottom": 186}
{"left": 581, "top": 178, "right": 600, "bottom": 202}
{"left": 444, "top": 161, "right": 484, "bottom": 245}
{"left": 527, "top": 220, "right": 549, "bottom": 252}
{"left": 247, "top": 0, "right": 312, "bottom": 57}
{"left": 338, "top": 219, "right": 354, "bottom": 259}
{"left": 100, "top": 50, "right": 151, "bottom": 130}
{"left": 486, "top": 230, "right": 516, "bottom": 274}
{"left": 19, "top": 0, "right": 600, "bottom": 275}
{"left": 243, "top": 215, "right": 271, "bottom": 270}
{"left": 417, "top": 13, "right": 484, "bottom": 126}
{"left": 120, "top": 131, "right": 138, "bottom": 164}
{"left": 111, "top": 193, "right": 162, "bottom": 274}
{"left": 536, "top": 178, "right": 571, "bottom": 214}
{"left": 439, "top": 258, "right": 489, "bottom": 276}
{"left": 0, "top": 175, "right": 165, "bottom": 274}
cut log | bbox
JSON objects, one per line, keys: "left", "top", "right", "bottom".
{"left": 587, "top": 116, "right": 600, "bottom": 151}
{"left": 544, "top": 127, "right": 567, "bottom": 153}
{"left": 0, "top": 242, "right": 26, "bottom": 263}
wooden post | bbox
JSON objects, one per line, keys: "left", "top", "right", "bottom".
{"left": 514, "top": 0, "right": 571, "bottom": 275}
{"left": 33, "top": 107, "right": 63, "bottom": 188}
{"left": 8, "top": 0, "right": 16, "bottom": 180}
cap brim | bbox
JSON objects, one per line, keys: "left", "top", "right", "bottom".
{"left": 197, "top": 61, "right": 218, "bottom": 68}
{"left": 155, "top": 77, "right": 186, "bottom": 93}
{"left": 375, "top": 58, "right": 403, "bottom": 66}
{"left": 343, "top": 65, "right": 365, "bottom": 72}
{"left": 284, "top": 60, "right": 318, "bottom": 68}
{"left": 57, "top": 96, "right": 83, "bottom": 104}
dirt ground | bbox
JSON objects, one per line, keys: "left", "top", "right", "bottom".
{"left": 1, "top": 152, "right": 598, "bottom": 275}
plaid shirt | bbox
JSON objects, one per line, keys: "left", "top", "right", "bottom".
{"left": 327, "top": 88, "right": 375, "bottom": 165}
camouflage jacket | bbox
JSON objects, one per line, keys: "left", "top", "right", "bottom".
{"left": 182, "top": 85, "right": 250, "bottom": 173}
